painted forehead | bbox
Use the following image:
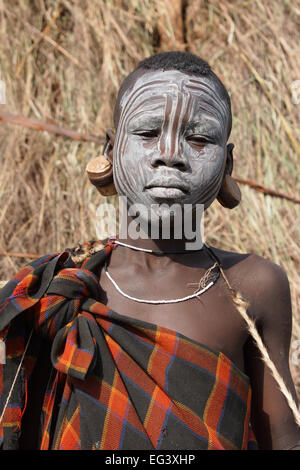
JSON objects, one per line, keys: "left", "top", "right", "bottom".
{"left": 118, "top": 69, "right": 231, "bottom": 130}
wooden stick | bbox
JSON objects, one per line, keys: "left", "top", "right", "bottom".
{"left": 0, "top": 251, "right": 42, "bottom": 259}
{"left": 235, "top": 177, "right": 300, "bottom": 204}
{"left": 0, "top": 110, "right": 104, "bottom": 145}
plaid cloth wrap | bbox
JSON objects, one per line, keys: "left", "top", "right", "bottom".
{"left": 0, "top": 244, "right": 258, "bottom": 450}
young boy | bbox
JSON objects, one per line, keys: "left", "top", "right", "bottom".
{"left": 0, "top": 51, "right": 299, "bottom": 450}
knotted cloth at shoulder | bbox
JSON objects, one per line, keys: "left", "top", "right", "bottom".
{"left": 0, "top": 247, "right": 110, "bottom": 379}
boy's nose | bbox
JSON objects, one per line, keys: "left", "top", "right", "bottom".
{"left": 150, "top": 151, "right": 188, "bottom": 172}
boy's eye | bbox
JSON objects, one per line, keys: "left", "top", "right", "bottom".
{"left": 186, "top": 135, "right": 211, "bottom": 147}
{"left": 133, "top": 130, "right": 160, "bottom": 139}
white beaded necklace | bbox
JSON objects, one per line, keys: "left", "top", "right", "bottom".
{"left": 104, "top": 240, "right": 220, "bottom": 304}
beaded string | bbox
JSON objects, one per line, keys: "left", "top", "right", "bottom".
{"left": 104, "top": 240, "right": 220, "bottom": 304}
{"left": 104, "top": 262, "right": 219, "bottom": 304}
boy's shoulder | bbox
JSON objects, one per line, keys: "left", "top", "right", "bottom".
{"left": 210, "top": 245, "right": 287, "bottom": 278}
{"left": 210, "top": 245, "right": 291, "bottom": 323}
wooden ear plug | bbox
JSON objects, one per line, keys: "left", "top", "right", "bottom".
{"left": 217, "top": 174, "right": 241, "bottom": 209}
{"left": 86, "top": 156, "right": 117, "bottom": 196}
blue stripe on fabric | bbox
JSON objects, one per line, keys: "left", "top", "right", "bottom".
{"left": 217, "top": 363, "right": 232, "bottom": 435}
{"left": 0, "top": 292, "right": 26, "bottom": 312}
{"left": 77, "top": 268, "right": 98, "bottom": 284}
{"left": 74, "top": 386, "right": 149, "bottom": 441}
{"left": 118, "top": 402, "right": 130, "bottom": 450}
{"left": 74, "top": 271, "right": 87, "bottom": 292}
{"left": 10, "top": 298, "right": 25, "bottom": 312}
{"left": 156, "top": 403, "right": 172, "bottom": 450}
{"left": 30, "top": 254, "right": 53, "bottom": 267}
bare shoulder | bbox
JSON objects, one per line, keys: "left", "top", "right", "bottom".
{"left": 209, "top": 245, "right": 292, "bottom": 324}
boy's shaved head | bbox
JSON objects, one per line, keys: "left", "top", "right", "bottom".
{"left": 113, "top": 51, "right": 232, "bottom": 138}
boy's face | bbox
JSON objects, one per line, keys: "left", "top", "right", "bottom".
{"left": 112, "top": 69, "right": 231, "bottom": 212}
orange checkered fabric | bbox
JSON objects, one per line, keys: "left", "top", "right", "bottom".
{"left": 0, "top": 243, "right": 258, "bottom": 450}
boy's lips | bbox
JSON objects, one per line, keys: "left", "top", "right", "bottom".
{"left": 145, "top": 187, "right": 187, "bottom": 199}
{"left": 145, "top": 178, "right": 190, "bottom": 194}
{"left": 144, "top": 179, "right": 189, "bottom": 200}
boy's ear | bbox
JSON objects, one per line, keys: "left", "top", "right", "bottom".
{"left": 104, "top": 128, "right": 116, "bottom": 164}
{"left": 225, "top": 143, "right": 234, "bottom": 175}
{"left": 217, "top": 143, "right": 241, "bottom": 209}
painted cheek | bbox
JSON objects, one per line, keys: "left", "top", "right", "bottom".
{"left": 186, "top": 147, "right": 225, "bottom": 204}
{"left": 113, "top": 137, "right": 149, "bottom": 201}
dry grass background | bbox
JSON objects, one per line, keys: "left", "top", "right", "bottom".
{"left": 0, "top": 0, "right": 299, "bottom": 395}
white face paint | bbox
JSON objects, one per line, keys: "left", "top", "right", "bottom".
{"left": 113, "top": 70, "right": 231, "bottom": 217}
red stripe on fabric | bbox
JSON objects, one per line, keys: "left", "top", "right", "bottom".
{"left": 55, "top": 327, "right": 94, "bottom": 376}
{"left": 155, "top": 328, "right": 178, "bottom": 355}
{"left": 147, "top": 347, "right": 171, "bottom": 388}
{"left": 40, "top": 373, "right": 61, "bottom": 450}
{"left": 203, "top": 353, "right": 231, "bottom": 449}
{"left": 146, "top": 405, "right": 170, "bottom": 448}
{"left": 59, "top": 407, "right": 81, "bottom": 450}
{"left": 115, "top": 350, "right": 157, "bottom": 398}
{"left": 101, "top": 410, "right": 126, "bottom": 450}
{"left": 89, "top": 301, "right": 111, "bottom": 317}
{"left": 107, "top": 374, "right": 129, "bottom": 420}
{"left": 106, "top": 335, "right": 121, "bottom": 362}
{"left": 11, "top": 266, "right": 33, "bottom": 281}
{"left": 100, "top": 373, "right": 125, "bottom": 450}
{"left": 175, "top": 339, "right": 219, "bottom": 374}
{"left": 152, "top": 385, "right": 171, "bottom": 411}
{"left": 1, "top": 405, "right": 21, "bottom": 428}
{"left": 104, "top": 245, "right": 113, "bottom": 255}
{"left": 241, "top": 386, "right": 252, "bottom": 449}
{"left": 228, "top": 367, "right": 250, "bottom": 402}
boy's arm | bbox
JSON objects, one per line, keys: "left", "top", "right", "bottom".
{"left": 243, "top": 258, "right": 300, "bottom": 450}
